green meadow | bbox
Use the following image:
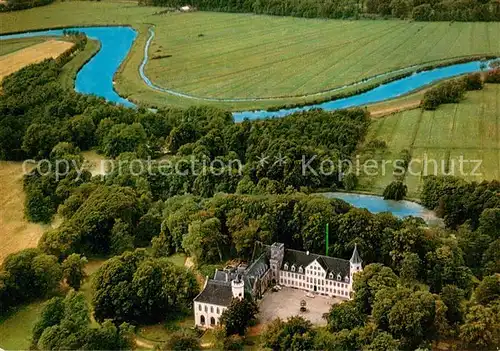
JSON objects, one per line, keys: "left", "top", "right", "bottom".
{"left": 1, "top": 1, "right": 499, "bottom": 109}
{"left": 358, "top": 84, "right": 500, "bottom": 197}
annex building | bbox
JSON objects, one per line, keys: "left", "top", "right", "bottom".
{"left": 193, "top": 242, "right": 363, "bottom": 328}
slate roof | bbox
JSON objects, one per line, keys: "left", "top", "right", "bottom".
{"left": 193, "top": 279, "right": 233, "bottom": 306}
{"left": 281, "top": 249, "right": 350, "bottom": 277}
{"left": 350, "top": 244, "right": 362, "bottom": 264}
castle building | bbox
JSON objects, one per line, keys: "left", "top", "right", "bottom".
{"left": 193, "top": 242, "right": 362, "bottom": 328}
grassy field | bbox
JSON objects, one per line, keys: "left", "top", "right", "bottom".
{"left": 1, "top": 1, "right": 499, "bottom": 110}
{"left": 358, "top": 83, "right": 500, "bottom": 197}
{"left": 0, "top": 301, "right": 46, "bottom": 350}
{"left": 0, "top": 37, "right": 44, "bottom": 56}
{"left": 0, "top": 162, "right": 47, "bottom": 265}
{"left": 0, "top": 39, "right": 73, "bottom": 81}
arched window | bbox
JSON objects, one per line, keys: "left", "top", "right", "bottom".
{"left": 200, "top": 315, "right": 206, "bottom": 325}
{"left": 204, "top": 305, "right": 208, "bottom": 312}
{"left": 210, "top": 317, "right": 216, "bottom": 326}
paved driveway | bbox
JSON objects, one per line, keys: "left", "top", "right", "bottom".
{"left": 257, "top": 287, "right": 345, "bottom": 326}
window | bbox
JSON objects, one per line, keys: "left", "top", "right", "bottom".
{"left": 299, "top": 267, "right": 303, "bottom": 273}
{"left": 284, "top": 264, "right": 288, "bottom": 270}
{"left": 337, "top": 274, "right": 342, "bottom": 281}
{"left": 204, "top": 305, "right": 208, "bottom": 312}
{"left": 210, "top": 306, "right": 213, "bottom": 313}
{"left": 217, "top": 307, "right": 220, "bottom": 314}
{"left": 291, "top": 265, "right": 295, "bottom": 272}
{"left": 329, "top": 272, "right": 334, "bottom": 279}
{"left": 198, "top": 304, "right": 201, "bottom": 311}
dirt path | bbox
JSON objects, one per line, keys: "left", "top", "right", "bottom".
{"left": 135, "top": 337, "right": 154, "bottom": 349}
{"left": 369, "top": 101, "right": 421, "bottom": 118}
{"left": 0, "top": 39, "right": 73, "bottom": 81}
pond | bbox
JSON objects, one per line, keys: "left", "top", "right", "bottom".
{"left": 0, "top": 26, "right": 497, "bottom": 120}
{"left": 320, "top": 192, "right": 442, "bottom": 226}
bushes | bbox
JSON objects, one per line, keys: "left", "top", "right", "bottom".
{"left": 422, "top": 79, "right": 466, "bottom": 110}
{"left": 485, "top": 68, "right": 500, "bottom": 83}
{"left": 383, "top": 181, "right": 408, "bottom": 200}
{"left": 461, "top": 73, "right": 484, "bottom": 91}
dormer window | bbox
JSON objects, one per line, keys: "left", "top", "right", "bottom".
{"left": 298, "top": 266, "right": 303, "bottom": 274}
{"left": 291, "top": 265, "right": 296, "bottom": 272}
{"left": 337, "top": 274, "right": 342, "bottom": 281}
{"left": 345, "top": 276, "right": 349, "bottom": 283}
{"left": 284, "top": 263, "right": 288, "bottom": 270}
{"left": 329, "top": 272, "right": 334, "bottom": 279}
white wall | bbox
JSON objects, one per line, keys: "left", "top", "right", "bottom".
{"left": 279, "top": 258, "right": 352, "bottom": 298}
{"left": 194, "top": 301, "right": 227, "bottom": 328}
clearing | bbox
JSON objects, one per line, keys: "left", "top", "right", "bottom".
{"left": 0, "top": 2, "right": 499, "bottom": 109}
{"left": 358, "top": 83, "right": 500, "bottom": 197}
{"left": 0, "top": 162, "right": 46, "bottom": 265}
{"left": 0, "top": 39, "right": 73, "bottom": 82}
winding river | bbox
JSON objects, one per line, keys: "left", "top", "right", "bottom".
{"left": 0, "top": 25, "right": 493, "bottom": 221}
{"left": 1, "top": 26, "right": 497, "bottom": 120}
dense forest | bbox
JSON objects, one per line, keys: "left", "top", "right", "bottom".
{"left": 0, "top": 0, "right": 54, "bottom": 12}
{"left": 142, "top": 0, "right": 500, "bottom": 21}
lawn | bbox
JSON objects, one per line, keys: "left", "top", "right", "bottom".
{"left": 358, "top": 83, "right": 500, "bottom": 198}
{"left": 1, "top": 2, "right": 499, "bottom": 110}
{"left": 0, "top": 301, "right": 45, "bottom": 350}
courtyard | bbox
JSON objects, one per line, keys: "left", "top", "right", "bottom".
{"left": 257, "top": 287, "right": 345, "bottom": 326}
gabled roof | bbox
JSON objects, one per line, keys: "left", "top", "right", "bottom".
{"left": 281, "top": 249, "right": 350, "bottom": 277}
{"left": 193, "top": 279, "right": 233, "bottom": 306}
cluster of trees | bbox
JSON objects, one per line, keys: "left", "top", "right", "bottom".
{"left": 31, "top": 290, "right": 135, "bottom": 350}
{"left": 421, "top": 74, "right": 476, "bottom": 110}
{"left": 314, "top": 265, "right": 500, "bottom": 350}
{"left": 421, "top": 176, "right": 500, "bottom": 278}
{"left": 141, "top": 0, "right": 500, "bottom": 21}
{"left": 422, "top": 71, "right": 500, "bottom": 110}
{"left": 486, "top": 67, "right": 500, "bottom": 83}
{"left": 1, "top": 59, "right": 370, "bottom": 230}
{"left": 382, "top": 180, "right": 407, "bottom": 200}
{"left": 0, "top": 0, "right": 54, "bottom": 12}
{"left": 0, "top": 249, "right": 86, "bottom": 315}
{"left": 92, "top": 249, "right": 198, "bottom": 324}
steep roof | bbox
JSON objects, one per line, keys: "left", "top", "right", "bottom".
{"left": 282, "top": 249, "right": 350, "bottom": 277}
{"left": 350, "top": 244, "right": 362, "bottom": 264}
{"left": 193, "top": 280, "right": 233, "bottom": 306}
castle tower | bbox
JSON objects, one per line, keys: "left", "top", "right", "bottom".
{"left": 231, "top": 274, "right": 244, "bottom": 300}
{"left": 349, "top": 244, "right": 363, "bottom": 285}
{"left": 269, "top": 242, "right": 285, "bottom": 282}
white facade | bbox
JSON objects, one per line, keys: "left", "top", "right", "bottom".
{"left": 194, "top": 301, "right": 226, "bottom": 327}
{"left": 278, "top": 258, "right": 353, "bottom": 298}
